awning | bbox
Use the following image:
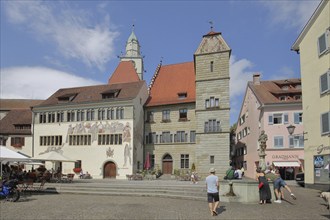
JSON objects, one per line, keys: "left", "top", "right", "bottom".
{"left": 273, "top": 161, "right": 300, "bottom": 167}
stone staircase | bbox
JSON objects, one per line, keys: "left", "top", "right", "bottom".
{"left": 42, "top": 179, "right": 207, "bottom": 201}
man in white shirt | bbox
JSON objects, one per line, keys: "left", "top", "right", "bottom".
{"left": 205, "top": 168, "right": 219, "bottom": 216}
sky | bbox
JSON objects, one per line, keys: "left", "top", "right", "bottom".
{"left": 0, "top": 0, "right": 321, "bottom": 126}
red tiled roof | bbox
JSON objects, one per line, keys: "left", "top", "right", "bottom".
{"left": 108, "top": 61, "right": 140, "bottom": 84}
{"left": 0, "top": 99, "right": 44, "bottom": 110}
{"left": 146, "top": 62, "right": 195, "bottom": 107}
{"left": 249, "top": 78, "right": 302, "bottom": 105}
{"left": 0, "top": 109, "right": 32, "bottom": 135}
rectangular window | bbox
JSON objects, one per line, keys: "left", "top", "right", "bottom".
{"left": 274, "top": 136, "right": 284, "bottom": 148}
{"left": 77, "top": 111, "right": 81, "bottom": 121}
{"left": 162, "top": 110, "right": 170, "bottom": 122}
{"left": 180, "top": 154, "right": 189, "bottom": 169}
{"left": 190, "top": 131, "right": 196, "bottom": 143}
{"left": 179, "top": 109, "right": 187, "bottom": 121}
{"left": 318, "top": 32, "right": 329, "bottom": 56}
{"left": 147, "top": 111, "right": 154, "bottom": 122}
{"left": 86, "top": 110, "right": 91, "bottom": 121}
{"left": 178, "top": 92, "right": 187, "bottom": 99}
{"left": 321, "top": 112, "right": 330, "bottom": 135}
{"left": 273, "top": 113, "right": 283, "bottom": 124}
{"left": 210, "top": 97, "right": 215, "bottom": 107}
{"left": 294, "top": 112, "right": 303, "bottom": 124}
{"left": 176, "top": 131, "right": 186, "bottom": 142}
{"left": 210, "top": 61, "right": 214, "bottom": 72}
{"left": 205, "top": 99, "right": 210, "bottom": 108}
{"left": 289, "top": 135, "right": 304, "bottom": 148}
{"left": 81, "top": 111, "right": 85, "bottom": 121}
{"left": 11, "top": 137, "right": 24, "bottom": 148}
{"left": 320, "top": 71, "right": 330, "bottom": 94}
{"left": 161, "top": 132, "right": 171, "bottom": 143}
{"left": 210, "top": 155, "right": 215, "bottom": 164}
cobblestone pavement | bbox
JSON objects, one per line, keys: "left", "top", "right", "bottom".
{"left": 1, "top": 184, "right": 329, "bottom": 220}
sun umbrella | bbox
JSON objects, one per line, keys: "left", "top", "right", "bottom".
{"left": 0, "top": 145, "right": 34, "bottom": 176}
{"left": 32, "top": 151, "right": 76, "bottom": 162}
{"left": 144, "top": 152, "right": 151, "bottom": 170}
{"left": 0, "top": 146, "right": 31, "bottom": 162}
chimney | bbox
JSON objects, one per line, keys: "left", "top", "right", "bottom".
{"left": 253, "top": 73, "right": 261, "bottom": 85}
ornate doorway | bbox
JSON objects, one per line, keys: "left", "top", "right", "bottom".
{"left": 162, "top": 154, "right": 173, "bottom": 174}
{"left": 104, "top": 161, "right": 116, "bottom": 178}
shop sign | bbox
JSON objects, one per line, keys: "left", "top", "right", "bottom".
{"left": 316, "top": 144, "right": 330, "bottom": 154}
{"left": 272, "top": 155, "right": 299, "bottom": 160}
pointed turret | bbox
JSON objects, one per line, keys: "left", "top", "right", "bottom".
{"left": 120, "top": 25, "right": 144, "bottom": 80}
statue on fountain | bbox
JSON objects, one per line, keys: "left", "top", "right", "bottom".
{"left": 258, "top": 130, "right": 268, "bottom": 171}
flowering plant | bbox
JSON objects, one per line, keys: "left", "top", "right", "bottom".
{"left": 73, "top": 167, "right": 81, "bottom": 173}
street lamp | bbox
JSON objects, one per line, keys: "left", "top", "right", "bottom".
{"left": 287, "top": 124, "right": 307, "bottom": 141}
{"left": 287, "top": 124, "right": 296, "bottom": 136}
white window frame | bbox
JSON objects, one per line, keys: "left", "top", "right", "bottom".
{"left": 289, "top": 135, "right": 304, "bottom": 148}
{"left": 274, "top": 136, "right": 284, "bottom": 148}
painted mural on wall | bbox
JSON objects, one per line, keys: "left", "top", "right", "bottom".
{"left": 64, "top": 121, "right": 133, "bottom": 167}
{"left": 66, "top": 121, "right": 130, "bottom": 142}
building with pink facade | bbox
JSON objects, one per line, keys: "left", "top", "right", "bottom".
{"left": 233, "top": 74, "right": 304, "bottom": 180}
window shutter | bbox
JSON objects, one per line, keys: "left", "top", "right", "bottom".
{"left": 321, "top": 112, "right": 330, "bottom": 134}
{"left": 268, "top": 114, "right": 273, "bottom": 125}
{"left": 294, "top": 113, "right": 299, "bottom": 124}
{"left": 284, "top": 113, "right": 289, "bottom": 124}
{"left": 320, "top": 72, "right": 330, "bottom": 94}
{"left": 318, "top": 33, "right": 327, "bottom": 55}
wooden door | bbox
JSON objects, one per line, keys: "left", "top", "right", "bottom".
{"left": 104, "top": 162, "right": 116, "bottom": 178}
{"left": 162, "top": 154, "right": 173, "bottom": 174}
{"left": 162, "top": 161, "right": 173, "bottom": 174}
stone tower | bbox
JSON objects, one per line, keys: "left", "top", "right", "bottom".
{"left": 120, "top": 26, "right": 144, "bottom": 80}
{"left": 194, "top": 28, "right": 231, "bottom": 178}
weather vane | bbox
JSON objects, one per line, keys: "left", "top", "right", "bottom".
{"left": 209, "top": 21, "right": 214, "bottom": 31}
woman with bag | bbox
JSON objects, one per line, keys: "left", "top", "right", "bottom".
{"left": 256, "top": 168, "right": 272, "bottom": 204}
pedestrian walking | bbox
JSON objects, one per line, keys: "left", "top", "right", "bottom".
{"left": 205, "top": 167, "right": 219, "bottom": 216}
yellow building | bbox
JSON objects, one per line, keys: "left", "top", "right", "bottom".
{"left": 291, "top": 0, "right": 330, "bottom": 190}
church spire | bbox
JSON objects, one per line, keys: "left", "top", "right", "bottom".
{"left": 120, "top": 25, "right": 144, "bottom": 80}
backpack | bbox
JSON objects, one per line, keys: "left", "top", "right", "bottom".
{"left": 226, "top": 168, "right": 235, "bottom": 180}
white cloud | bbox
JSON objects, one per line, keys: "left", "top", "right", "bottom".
{"left": 261, "top": 0, "right": 321, "bottom": 29}
{"left": 0, "top": 66, "right": 102, "bottom": 99}
{"left": 269, "top": 66, "right": 296, "bottom": 80}
{"left": 3, "top": 1, "right": 119, "bottom": 71}
{"left": 230, "top": 56, "right": 254, "bottom": 98}
{"left": 229, "top": 56, "right": 255, "bottom": 124}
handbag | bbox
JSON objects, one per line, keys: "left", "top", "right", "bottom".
{"left": 258, "top": 182, "right": 264, "bottom": 189}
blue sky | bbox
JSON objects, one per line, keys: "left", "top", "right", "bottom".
{"left": 0, "top": 0, "right": 321, "bottom": 125}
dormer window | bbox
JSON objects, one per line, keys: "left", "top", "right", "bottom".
{"left": 102, "top": 89, "right": 120, "bottom": 99}
{"left": 178, "top": 92, "right": 187, "bottom": 99}
{"left": 294, "top": 95, "right": 301, "bottom": 100}
{"left": 282, "top": 86, "right": 289, "bottom": 90}
{"left": 279, "top": 96, "right": 286, "bottom": 101}
{"left": 57, "top": 93, "right": 77, "bottom": 102}
{"left": 295, "top": 85, "right": 301, "bottom": 89}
